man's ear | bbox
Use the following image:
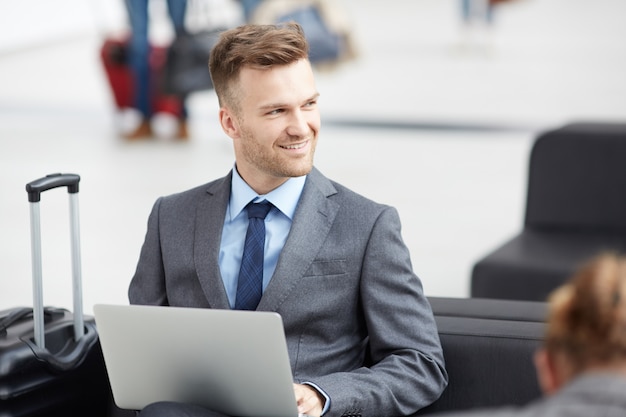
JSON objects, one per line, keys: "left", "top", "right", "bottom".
{"left": 534, "top": 348, "right": 561, "bottom": 396}
{"left": 219, "top": 107, "right": 240, "bottom": 139}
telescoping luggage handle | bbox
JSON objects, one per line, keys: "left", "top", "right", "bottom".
{"left": 26, "top": 173, "right": 84, "bottom": 350}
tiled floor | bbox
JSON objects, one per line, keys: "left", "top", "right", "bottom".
{"left": 1, "top": 0, "right": 625, "bottom": 313}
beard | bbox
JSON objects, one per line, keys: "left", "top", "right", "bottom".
{"left": 238, "top": 125, "right": 317, "bottom": 179}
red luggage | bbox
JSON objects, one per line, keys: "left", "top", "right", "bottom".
{"left": 100, "top": 38, "right": 182, "bottom": 117}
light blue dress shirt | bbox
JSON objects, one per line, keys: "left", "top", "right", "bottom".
{"left": 218, "top": 166, "right": 331, "bottom": 415}
{"left": 219, "top": 166, "right": 306, "bottom": 309}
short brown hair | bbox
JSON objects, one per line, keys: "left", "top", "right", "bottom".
{"left": 208, "top": 23, "right": 309, "bottom": 109}
{"left": 545, "top": 253, "right": 626, "bottom": 372}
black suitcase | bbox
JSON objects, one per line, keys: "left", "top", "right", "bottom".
{"left": 0, "top": 174, "right": 110, "bottom": 417}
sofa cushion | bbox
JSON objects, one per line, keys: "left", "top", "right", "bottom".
{"left": 470, "top": 230, "right": 626, "bottom": 301}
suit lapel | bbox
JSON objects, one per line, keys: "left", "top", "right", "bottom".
{"left": 258, "top": 168, "right": 339, "bottom": 311}
{"left": 194, "top": 172, "right": 232, "bottom": 309}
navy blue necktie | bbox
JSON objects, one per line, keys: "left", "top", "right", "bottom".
{"left": 235, "top": 201, "right": 273, "bottom": 310}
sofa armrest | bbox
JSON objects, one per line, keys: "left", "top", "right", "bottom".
{"left": 428, "top": 296, "right": 547, "bottom": 322}
{"left": 414, "top": 298, "right": 545, "bottom": 415}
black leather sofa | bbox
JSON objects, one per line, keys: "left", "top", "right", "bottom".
{"left": 471, "top": 122, "right": 626, "bottom": 301}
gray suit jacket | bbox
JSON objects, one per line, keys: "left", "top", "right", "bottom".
{"left": 129, "top": 167, "right": 448, "bottom": 417}
{"left": 431, "top": 373, "right": 626, "bottom": 417}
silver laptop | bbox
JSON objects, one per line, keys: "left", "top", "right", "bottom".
{"left": 93, "top": 304, "right": 306, "bottom": 417}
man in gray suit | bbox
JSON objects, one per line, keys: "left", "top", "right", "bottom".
{"left": 129, "top": 23, "right": 447, "bottom": 417}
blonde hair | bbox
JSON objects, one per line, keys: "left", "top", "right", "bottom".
{"left": 544, "top": 253, "right": 626, "bottom": 373}
{"left": 208, "top": 23, "right": 309, "bottom": 110}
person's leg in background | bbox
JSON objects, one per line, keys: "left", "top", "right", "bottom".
{"left": 124, "top": 0, "right": 152, "bottom": 139}
{"left": 166, "top": 0, "right": 187, "bottom": 32}
{"left": 166, "top": 0, "right": 189, "bottom": 139}
{"left": 484, "top": 0, "right": 495, "bottom": 26}
{"left": 460, "top": 0, "right": 472, "bottom": 25}
{"left": 457, "top": 0, "right": 495, "bottom": 52}
{"left": 238, "top": 0, "right": 263, "bottom": 22}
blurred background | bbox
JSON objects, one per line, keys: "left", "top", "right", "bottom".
{"left": 0, "top": 0, "right": 624, "bottom": 314}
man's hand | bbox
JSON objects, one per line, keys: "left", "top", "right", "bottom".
{"left": 293, "top": 383, "right": 324, "bottom": 417}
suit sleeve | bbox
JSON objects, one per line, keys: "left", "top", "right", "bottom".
{"left": 312, "top": 206, "right": 448, "bottom": 417}
{"left": 128, "top": 197, "right": 169, "bottom": 306}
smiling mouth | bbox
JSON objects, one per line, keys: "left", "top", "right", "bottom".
{"left": 280, "top": 141, "right": 308, "bottom": 150}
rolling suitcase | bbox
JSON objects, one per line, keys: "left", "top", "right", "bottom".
{"left": 0, "top": 174, "right": 110, "bottom": 417}
{"left": 100, "top": 37, "right": 182, "bottom": 117}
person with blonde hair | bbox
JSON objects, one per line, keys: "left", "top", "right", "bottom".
{"left": 434, "top": 252, "right": 626, "bottom": 416}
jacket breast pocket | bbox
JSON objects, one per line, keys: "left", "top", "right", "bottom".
{"left": 303, "top": 259, "right": 347, "bottom": 278}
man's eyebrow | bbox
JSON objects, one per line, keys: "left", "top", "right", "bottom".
{"left": 258, "top": 93, "right": 320, "bottom": 111}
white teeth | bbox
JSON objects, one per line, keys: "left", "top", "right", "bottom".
{"left": 283, "top": 142, "right": 306, "bottom": 150}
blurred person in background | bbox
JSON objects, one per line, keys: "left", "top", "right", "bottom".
{"left": 432, "top": 252, "right": 626, "bottom": 417}
{"left": 457, "top": 0, "right": 497, "bottom": 52}
{"left": 238, "top": 0, "right": 263, "bottom": 22}
{"left": 124, "top": 0, "right": 189, "bottom": 140}
{"left": 460, "top": 0, "right": 495, "bottom": 27}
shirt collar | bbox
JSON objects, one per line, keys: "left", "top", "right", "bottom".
{"left": 229, "top": 165, "right": 306, "bottom": 221}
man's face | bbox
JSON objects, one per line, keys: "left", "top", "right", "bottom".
{"left": 220, "top": 59, "right": 320, "bottom": 194}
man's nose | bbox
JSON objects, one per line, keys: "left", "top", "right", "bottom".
{"left": 286, "top": 109, "right": 310, "bottom": 137}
